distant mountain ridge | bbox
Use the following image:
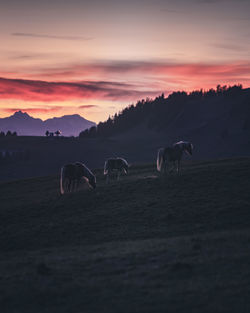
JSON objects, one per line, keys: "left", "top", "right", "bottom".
{"left": 0, "top": 111, "right": 96, "bottom": 136}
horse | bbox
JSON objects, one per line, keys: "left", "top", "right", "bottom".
{"left": 104, "top": 157, "right": 129, "bottom": 183}
{"left": 157, "top": 141, "right": 193, "bottom": 174}
{"left": 60, "top": 162, "right": 96, "bottom": 194}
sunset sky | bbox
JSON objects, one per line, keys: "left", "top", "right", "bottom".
{"left": 0, "top": 0, "right": 250, "bottom": 122}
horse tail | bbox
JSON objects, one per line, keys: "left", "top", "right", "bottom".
{"left": 157, "top": 148, "right": 164, "bottom": 172}
{"left": 104, "top": 160, "right": 108, "bottom": 175}
{"left": 60, "top": 166, "right": 65, "bottom": 195}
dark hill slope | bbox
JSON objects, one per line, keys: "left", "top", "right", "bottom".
{"left": 1, "top": 158, "right": 250, "bottom": 312}
{"left": 81, "top": 86, "right": 250, "bottom": 159}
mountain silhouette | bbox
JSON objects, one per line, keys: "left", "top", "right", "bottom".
{"left": 0, "top": 111, "right": 95, "bottom": 136}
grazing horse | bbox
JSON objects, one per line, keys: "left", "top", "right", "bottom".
{"left": 104, "top": 157, "right": 129, "bottom": 183}
{"left": 157, "top": 141, "right": 193, "bottom": 174}
{"left": 60, "top": 162, "right": 96, "bottom": 194}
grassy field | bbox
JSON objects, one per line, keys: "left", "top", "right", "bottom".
{"left": 1, "top": 158, "right": 250, "bottom": 313}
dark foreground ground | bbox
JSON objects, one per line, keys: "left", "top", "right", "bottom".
{"left": 1, "top": 158, "right": 250, "bottom": 313}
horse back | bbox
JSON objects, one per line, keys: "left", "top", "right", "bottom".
{"left": 164, "top": 146, "right": 182, "bottom": 161}
{"left": 64, "top": 163, "right": 82, "bottom": 180}
{"left": 107, "top": 158, "right": 124, "bottom": 170}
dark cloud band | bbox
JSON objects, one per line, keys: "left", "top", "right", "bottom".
{"left": 12, "top": 33, "right": 93, "bottom": 41}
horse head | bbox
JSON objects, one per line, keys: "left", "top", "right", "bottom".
{"left": 185, "top": 142, "right": 193, "bottom": 155}
{"left": 174, "top": 141, "right": 193, "bottom": 156}
{"left": 88, "top": 175, "right": 96, "bottom": 189}
{"left": 123, "top": 162, "right": 129, "bottom": 174}
{"left": 76, "top": 162, "right": 96, "bottom": 189}
{"left": 120, "top": 158, "right": 129, "bottom": 174}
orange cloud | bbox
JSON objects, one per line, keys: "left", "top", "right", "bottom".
{"left": 78, "top": 105, "right": 98, "bottom": 109}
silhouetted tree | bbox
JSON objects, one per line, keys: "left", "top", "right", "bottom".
{"left": 0, "top": 131, "right": 5, "bottom": 137}
{"left": 6, "top": 131, "right": 12, "bottom": 137}
{"left": 204, "top": 88, "right": 216, "bottom": 98}
{"left": 12, "top": 131, "right": 17, "bottom": 136}
{"left": 78, "top": 84, "right": 245, "bottom": 138}
{"left": 45, "top": 130, "right": 49, "bottom": 137}
{"left": 55, "top": 130, "right": 61, "bottom": 137}
{"left": 224, "top": 84, "right": 243, "bottom": 98}
{"left": 88, "top": 126, "right": 97, "bottom": 137}
{"left": 79, "top": 129, "right": 89, "bottom": 138}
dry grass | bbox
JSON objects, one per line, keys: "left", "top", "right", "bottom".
{"left": 1, "top": 158, "right": 250, "bottom": 312}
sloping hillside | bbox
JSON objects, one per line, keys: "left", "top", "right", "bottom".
{"left": 1, "top": 158, "right": 250, "bottom": 313}
{"left": 80, "top": 85, "right": 250, "bottom": 160}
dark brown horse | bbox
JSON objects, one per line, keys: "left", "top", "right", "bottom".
{"left": 104, "top": 157, "right": 129, "bottom": 183}
{"left": 60, "top": 162, "right": 96, "bottom": 194}
{"left": 157, "top": 141, "right": 193, "bottom": 174}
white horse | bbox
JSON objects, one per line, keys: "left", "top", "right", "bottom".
{"left": 157, "top": 141, "right": 193, "bottom": 174}
{"left": 104, "top": 157, "right": 129, "bottom": 183}
{"left": 60, "top": 162, "right": 96, "bottom": 194}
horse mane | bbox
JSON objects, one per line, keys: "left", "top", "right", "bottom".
{"left": 119, "top": 157, "right": 128, "bottom": 167}
{"left": 174, "top": 141, "right": 193, "bottom": 155}
{"left": 174, "top": 141, "right": 188, "bottom": 146}
{"left": 74, "top": 162, "right": 95, "bottom": 184}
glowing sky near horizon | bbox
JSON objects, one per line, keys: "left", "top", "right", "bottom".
{"left": 0, "top": 0, "right": 250, "bottom": 122}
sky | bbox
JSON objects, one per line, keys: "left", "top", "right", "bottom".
{"left": 0, "top": 0, "right": 250, "bottom": 122}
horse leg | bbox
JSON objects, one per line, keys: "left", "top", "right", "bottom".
{"left": 117, "top": 170, "right": 120, "bottom": 181}
{"left": 177, "top": 160, "right": 181, "bottom": 174}
{"left": 72, "top": 179, "right": 77, "bottom": 192}
{"left": 165, "top": 160, "right": 171, "bottom": 175}
{"left": 76, "top": 179, "right": 80, "bottom": 191}
{"left": 163, "top": 161, "right": 166, "bottom": 174}
{"left": 68, "top": 179, "right": 72, "bottom": 193}
{"left": 70, "top": 179, "right": 76, "bottom": 192}
{"left": 174, "top": 161, "right": 177, "bottom": 173}
{"left": 106, "top": 172, "right": 109, "bottom": 184}
{"left": 71, "top": 180, "right": 75, "bottom": 192}
{"left": 170, "top": 162, "right": 175, "bottom": 173}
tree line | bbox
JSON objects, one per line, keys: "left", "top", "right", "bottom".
{"left": 45, "top": 130, "right": 62, "bottom": 137}
{"left": 0, "top": 131, "right": 17, "bottom": 137}
{"left": 79, "top": 84, "right": 243, "bottom": 138}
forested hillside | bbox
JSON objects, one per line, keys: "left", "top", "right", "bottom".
{"left": 79, "top": 84, "right": 249, "bottom": 138}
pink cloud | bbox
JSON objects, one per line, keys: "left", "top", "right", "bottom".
{"left": 0, "top": 61, "right": 249, "bottom": 105}
{"left": 1, "top": 106, "right": 64, "bottom": 114}
{"left": 0, "top": 77, "right": 159, "bottom": 102}
{"left": 25, "top": 60, "right": 250, "bottom": 81}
